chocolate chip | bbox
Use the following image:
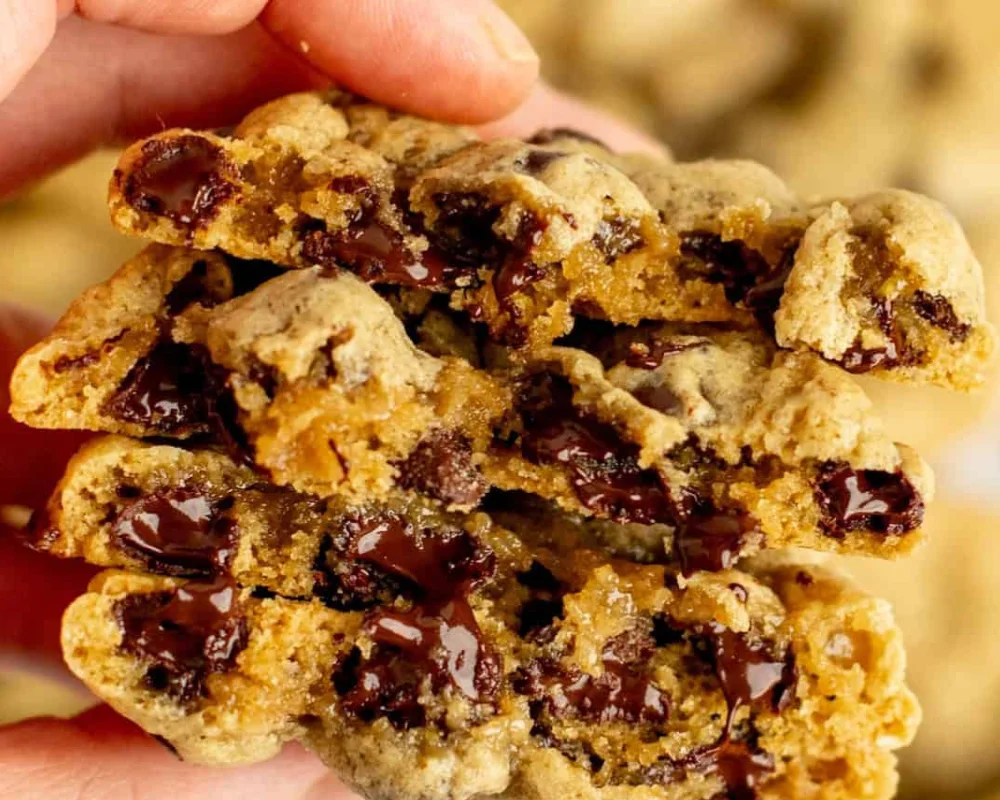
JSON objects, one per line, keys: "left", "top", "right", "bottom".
{"left": 517, "top": 149, "right": 567, "bottom": 176}
{"left": 51, "top": 331, "right": 126, "bottom": 374}
{"left": 912, "top": 291, "right": 972, "bottom": 342}
{"left": 512, "top": 651, "right": 669, "bottom": 726}
{"left": 103, "top": 339, "right": 253, "bottom": 465}
{"left": 679, "top": 232, "right": 772, "bottom": 306}
{"left": 103, "top": 340, "right": 215, "bottom": 433}
{"left": 517, "top": 374, "right": 673, "bottom": 524}
{"left": 333, "top": 647, "right": 426, "bottom": 730}
{"left": 164, "top": 261, "right": 227, "bottom": 314}
{"left": 592, "top": 218, "right": 644, "bottom": 264}
{"left": 673, "top": 506, "right": 758, "bottom": 575}
{"left": 366, "top": 596, "right": 501, "bottom": 702}
{"left": 115, "top": 577, "right": 247, "bottom": 703}
{"left": 625, "top": 338, "right": 704, "bottom": 370}
{"left": 429, "top": 192, "right": 505, "bottom": 269}
{"left": 329, "top": 510, "right": 501, "bottom": 720}
{"left": 527, "top": 128, "right": 610, "bottom": 150}
{"left": 397, "top": 431, "right": 487, "bottom": 506}
{"left": 122, "top": 136, "right": 237, "bottom": 228}
{"left": 112, "top": 487, "right": 238, "bottom": 577}
{"left": 815, "top": 462, "right": 924, "bottom": 536}
{"left": 301, "top": 223, "right": 454, "bottom": 289}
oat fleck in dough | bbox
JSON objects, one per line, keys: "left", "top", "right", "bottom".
{"left": 106, "top": 90, "right": 994, "bottom": 387}
{"left": 9, "top": 88, "right": 998, "bottom": 800}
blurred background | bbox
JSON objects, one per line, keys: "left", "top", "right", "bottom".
{"left": 1, "top": 1, "right": 998, "bottom": 797}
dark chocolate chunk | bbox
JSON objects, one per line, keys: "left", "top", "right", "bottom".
{"left": 815, "top": 463, "right": 924, "bottom": 536}
{"left": 112, "top": 487, "right": 237, "bottom": 577}
{"left": 165, "top": 261, "right": 224, "bottom": 314}
{"left": 527, "top": 128, "right": 610, "bottom": 150}
{"left": 103, "top": 340, "right": 215, "bottom": 432}
{"left": 330, "top": 509, "right": 501, "bottom": 718}
{"left": 517, "top": 149, "right": 567, "bottom": 176}
{"left": 592, "top": 218, "right": 644, "bottom": 264}
{"left": 333, "top": 647, "right": 426, "bottom": 730}
{"left": 625, "top": 338, "right": 705, "bottom": 370}
{"left": 673, "top": 507, "right": 757, "bottom": 575}
{"left": 121, "top": 136, "right": 237, "bottom": 228}
{"left": 397, "top": 431, "right": 487, "bottom": 507}
{"left": 366, "top": 596, "right": 501, "bottom": 702}
{"left": 115, "top": 577, "right": 247, "bottom": 703}
{"left": 302, "top": 223, "right": 454, "bottom": 289}
{"left": 512, "top": 640, "right": 669, "bottom": 726}
{"left": 912, "top": 291, "right": 972, "bottom": 342}
{"left": 517, "top": 375, "right": 673, "bottom": 524}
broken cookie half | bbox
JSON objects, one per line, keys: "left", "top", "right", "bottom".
{"left": 62, "top": 520, "right": 918, "bottom": 800}
{"left": 106, "top": 91, "right": 994, "bottom": 388}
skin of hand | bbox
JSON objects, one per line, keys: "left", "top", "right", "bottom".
{"left": 0, "top": 3, "right": 666, "bottom": 798}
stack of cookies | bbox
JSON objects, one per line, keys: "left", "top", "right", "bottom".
{"left": 10, "top": 91, "right": 996, "bottom": 800}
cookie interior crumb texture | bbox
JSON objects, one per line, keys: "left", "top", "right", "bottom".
{"left": 4, "top": 86, "right": 998, "bottom": 800}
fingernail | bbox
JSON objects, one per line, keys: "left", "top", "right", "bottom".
{"left": 480, "top": 9, "right": 539, "bottom": 64}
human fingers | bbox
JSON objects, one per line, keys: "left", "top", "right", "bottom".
{"left": 0, "top": 19, "right": 320, "bottom": 197}
{"left": 0, "top": 303, "right": 95, "bottom": 670}
{"left": 0, "top": 705, "right": 355, "bottom": 799}
{"left": 70, "top": 0, "right": 541, "bottom": 121}
{"left": 479, "top": 82, "right": 670, "bottom": 157}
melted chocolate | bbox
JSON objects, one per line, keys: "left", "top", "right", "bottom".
{"left": 302, "top": 223, "right": 454, "bottom": 289}
{"left": 912, "top": 291, "right": 972, "bottom": 342}
{"left": 592, "top": 217, "right": 645, "bottom": 264}
{"left": 165, "top": 261, "right": 222, "bottom": 314}
{"left": 679, "top": 232, "right": 773, "bottom": 306}
{"left": 518, "top": 149, "right": 567, "bottom": 175}
{"left": 513, "top": 650, "right": 669, "bottom": 726}
{"left": 366, "top": 597, "right": 501, "bottom": 702}
{"left": 113, "top": 488, "right": 237, "bottom": 576}
{"left": 122, "top": 136, "right": 237, "bottom": 228}
{"left": 103, "top": 340, "right": 215, "bottom": 432}
{"left": 517, "top": 375, "right": 673, "bottom": 524}
{"left": 51, "top": 331, "right": 126, "bottom": 374}
{"left": 397, "top": 431, "right": 487, "bottom": 506}
{"left": 333, "top": 647, "right": 426, "bottom": 729}
{"left": 625, "top": 338, "right": 704, "bottom": 370}
{"left": 331, "top": 511, "right": 501, "bottom": 720}
{"left": 103, "top": 339, "right": 252, "bottom": 465}
{"left": 115, "top": 577, "right": 246, "bottom": 702}
{"left": 673, "top": 507, "right": 756, "bottom": 575}
{"left": 815, "top": 463, "right": 924, "bottom": 536}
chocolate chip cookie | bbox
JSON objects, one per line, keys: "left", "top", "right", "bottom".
{"left": 105, "top": 91, "right": 995, "bottom": 388}
{"left": 14, "top": 247, "right": 933, "bottom": 566}
{"left": 13, "top": 87, "right": 998, "bottom": 800}
{"left": 62, "top": 546, "right": 918, "bottom": 800}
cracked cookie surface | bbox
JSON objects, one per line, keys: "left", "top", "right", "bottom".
{"left": 63, "top": 544, "right": 918, "bottom": 800}
{"left": 105, "top": 91, "right": 995, "bottom": 387}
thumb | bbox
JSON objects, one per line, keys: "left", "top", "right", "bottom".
{"left": 0, "top": 705, "right": 353, "bottom": 799}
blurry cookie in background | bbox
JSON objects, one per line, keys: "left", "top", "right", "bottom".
{"left": 0, "top": 671, "right": 92, "bottom": 725}
{"left": 844, "top": 502, "right": 1000, "bottom": 799}
{"left": 0, "top": 152, "right": 138, "bottom": 315}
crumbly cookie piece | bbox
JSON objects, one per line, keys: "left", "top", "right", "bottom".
{"left": 106, "top": 91, "right": 995, "bottom": 386}
{"left": 10, "top": 245, "right": 507, "bottom": 507}
{"left": 776, "top": 190, "right": 996, "bottom": 390}
{"left": 63, "top": 550, "right": 918, "bottom": 800}
{"left": 485, "top": 325, "right": 933, "bottom": 568}
{"left": 23, "top": 320, "right": 933, "bottom": 569}
{"left": 28, "top": 436, "right": 505, "bottom": 606}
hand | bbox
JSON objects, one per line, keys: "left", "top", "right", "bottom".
{"left": 0, "top": 3, "right": 664, "bottom": 797}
